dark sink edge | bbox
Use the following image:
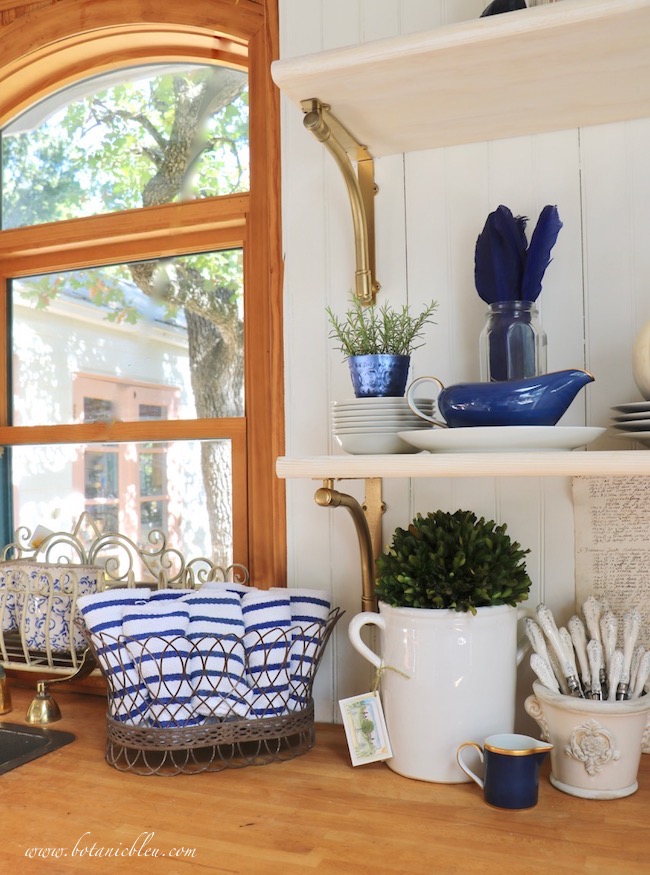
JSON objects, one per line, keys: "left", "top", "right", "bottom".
{"left": 0, "top": 721, "right": 76, "bottom": 775}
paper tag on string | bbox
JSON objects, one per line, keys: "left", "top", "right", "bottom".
{"left": 338, "top": 690, "right": 393, "bottom": 766}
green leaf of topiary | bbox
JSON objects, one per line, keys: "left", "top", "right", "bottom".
{"left": 375, "top": 509, "right": 531, "bottom": 613}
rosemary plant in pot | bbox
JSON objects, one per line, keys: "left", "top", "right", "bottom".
{"left": 349, "top": 509, "right": 533, "bottom": 783}
{"left": 326, "top": 297, "right": 437, "bottom": 397}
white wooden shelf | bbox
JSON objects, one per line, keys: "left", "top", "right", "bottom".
{"left": 276, "top": 450, "right": 650, "bottom": 481}
{"left": 271, "top": 0, "right": 650, "bottom": 157}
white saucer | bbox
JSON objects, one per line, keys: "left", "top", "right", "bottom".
{"left": 612, "top": 402, "right": 650, "bottom": 413}
{"left": 612, "top": 420, "right": 650, "bottom": 431}
{"left": 397, "top": 426, "right": 606, "bottom": 453}
{"left": 332, "top": 398, "right": 434, "bottom": 409}
{"left": 612, "top": 410, "right": 650, "bottom": 421}
{"left": 333, "top": 422, "right": 431, "bottom": 434}
{"left": 332, "top": 411, "right": 430, "bottom": 422}
{"left": 611, "top": 431, "right": 650, "bottom": 447}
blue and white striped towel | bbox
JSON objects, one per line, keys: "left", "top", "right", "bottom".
{"left": 76, "top": 588, "right": 152, "bottom": 725}
{"left": 201, "top": 580, "right": 253, "bottom": 597}
{"left": 149, "top": 588, "right": 195, "bottom": 603}
{"left": 122, "top": 601, "right": 201, "bottom": 729}
{"left": 183, "top": 589, "right": 253, "bottom": 719}
{"left": 275, "top": 588, "right": 331, "bottom": 712}
{"left": 242, "top": 589, "right": 293, "bottom": 718}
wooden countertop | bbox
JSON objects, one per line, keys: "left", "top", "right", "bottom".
{"left": 0, "top": 685, "right": 647, "bottom": 874}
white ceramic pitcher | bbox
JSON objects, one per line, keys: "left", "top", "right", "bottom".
{"left": 348, "top": 601, "right": 531, "bottom": 783}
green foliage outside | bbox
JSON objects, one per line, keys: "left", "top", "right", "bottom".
{"left": 2, "top": 65, "right": 248, "bottom": 323}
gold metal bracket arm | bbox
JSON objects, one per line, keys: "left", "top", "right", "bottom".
{"left": 301, "top": 98, "right": 379, "bottom": 305}
{"left": 314, "top": 478, "right": 385, "bottom": 612}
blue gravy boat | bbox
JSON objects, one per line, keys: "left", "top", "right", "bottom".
{"left": 407, "top": 369, "right": 594, "bottom": 428}
{"left": 457, "top": 733, "right": 553, "bottom": 810}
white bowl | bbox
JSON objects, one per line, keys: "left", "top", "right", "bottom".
{"left": 334, "top": 432, "right": 421, "bottom": 454}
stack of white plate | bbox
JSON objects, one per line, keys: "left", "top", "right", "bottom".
{"left": 332, "top": 397, "right": 435, "bottom": 454}
{"left": 610, "top": 402, "right": 650, "bottom": 447}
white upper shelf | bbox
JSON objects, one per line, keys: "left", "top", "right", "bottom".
{"left": 271, "top": 0, "right": 650, "bottom": 157}
{"left": 276, "top": 450, "right": 650, "bottom": 480}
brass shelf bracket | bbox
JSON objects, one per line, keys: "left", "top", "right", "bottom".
{"left": 301, "top": 98, "right": 379, "bottom": 305}
{"left": 314, "top": 477, "right": 385, "bottom": 612}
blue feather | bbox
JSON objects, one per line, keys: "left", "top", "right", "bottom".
{"left": 474, "top": 205, "right": 528, "bottom": 304}
{"left": 521, "top": 205, "right": 563, "bottom": 301}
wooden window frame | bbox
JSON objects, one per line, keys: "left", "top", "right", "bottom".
{"left": 0, "top": 0, "right": 285, "bottom": 585}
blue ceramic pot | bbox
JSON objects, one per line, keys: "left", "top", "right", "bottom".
{"left": 348, "top": 354, "right": 410, "bottom": 398}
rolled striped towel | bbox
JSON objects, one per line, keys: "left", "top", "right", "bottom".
{"left": 122, "top": 601, "right": 201, "bottom": 729}
{"left": 276, "top": 587, "right": 331, "bottom": 712}
{"left": 183, "top": 589, "right": 253, "bottom": 719}
{"left": 242, "top": 589, "right": 293, "bottom": 718}
{"left": 76, "top": 588, "right": 152, "bottom": 725}
{"left": 201, "top": 580, "right": 253, "bottom": 597}
{"left": 149, "top": 589, "right": 195, "bottom": 603}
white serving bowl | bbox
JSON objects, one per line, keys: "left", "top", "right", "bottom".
{"left": 334, "top": 432, "right": 421, "bottom": 454}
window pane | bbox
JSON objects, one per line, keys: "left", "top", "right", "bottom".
{"left": 84, "top": 451, "right": 119, "bottom": 499}
{"left": 84, "top": 397, "right": 114, "bottom": 423}
{"left": 140, "top": 452, "right": 167, "bottom": 496}
{"left": 11, "top": 250, "right": 244, "bottom": 426}
{"left": 1, "top": 64, "right": 249, "bottom": 228}
{"left": 11, "top": 439, "right": 233, "bottom": 566}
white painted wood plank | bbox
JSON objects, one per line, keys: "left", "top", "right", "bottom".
{"left": 278, "top": 0, "right": 324, "bottom": 59}
{"left": 322, "top": 0, "right": 360, "bottom": 50}
{"left": 273, "top": 0, "right": 650, "bottom": 157}
{"left": 360, "top": 0, "right": 400, "bottom": 42}
{"left": 581, "top": 122, "right": 640, "bottom": 451}
{"left": 441, "top": 0, "right": 488, "bottom": 25}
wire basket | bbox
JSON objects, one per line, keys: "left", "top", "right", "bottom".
{"left": 80, "top": 607, "right": 343, "bottom": 776}
{"left": 0, "top": 513, "right": 251, "bottom": 675}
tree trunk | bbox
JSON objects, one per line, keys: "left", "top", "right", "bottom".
{"left": 119, "top": 66, "right": 247, "bottom": 566}
{"left": 185, "top": 306, "right": 244, "bottom": 568}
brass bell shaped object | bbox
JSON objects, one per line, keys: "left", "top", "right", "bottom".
{"left": 25, "top": 681, "right": 62, "bottom": 725}
{"left": 25, "top": 649, "right": 97, "bottom": 725}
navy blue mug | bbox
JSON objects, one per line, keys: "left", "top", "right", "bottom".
{"left": 457, "top": 733, "right": 553, "bottom": 810}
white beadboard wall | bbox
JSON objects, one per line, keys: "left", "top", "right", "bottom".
{"left": 277, "top": 0, "right": 650, "bottom": 724}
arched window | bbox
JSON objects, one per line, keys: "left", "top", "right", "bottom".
{"left": 0, "top": 0, "right": 284, "bottom": 584}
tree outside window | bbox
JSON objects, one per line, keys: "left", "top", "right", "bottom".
{"left": 0, "top": 2, "right": 284, "bottom": 583}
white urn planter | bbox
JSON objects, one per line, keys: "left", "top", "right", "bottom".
{"left": 525, "top": 681, "right": 650, "bottom": 799}
{"left": 348, "top": 601, "right": 530, "bottom": 783}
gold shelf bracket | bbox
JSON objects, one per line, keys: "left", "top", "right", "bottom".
{"left": 301, "top": 98, "right": 379, "bottom": 305}
{"left": 314, "top": 477, "right": 384, "bottom": 613}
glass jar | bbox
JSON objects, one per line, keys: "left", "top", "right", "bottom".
{"left": 479, "top": 301, "right": 547, "bottom": 382}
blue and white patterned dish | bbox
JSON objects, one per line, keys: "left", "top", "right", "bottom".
{"left": 1, "top": 562, "right": 102, "bottom": 652}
